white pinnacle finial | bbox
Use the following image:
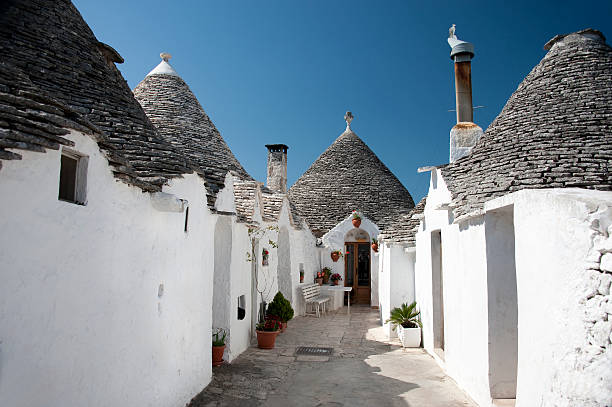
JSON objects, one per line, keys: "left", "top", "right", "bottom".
{"left": 344, "top": 111, "right": 354, "bottom": 130}
{"left": 160, "top": 52, "right": 172, "bottom": 62}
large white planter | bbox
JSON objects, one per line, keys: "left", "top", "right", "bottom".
{"left": 397, "top": 325, "right": 421, "bottom": 348}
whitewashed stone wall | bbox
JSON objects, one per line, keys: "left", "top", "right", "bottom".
{"left": 227, "top": 221, "right": 253, "bottom": 362}
{"left": 378, "top": 244, "right": 416, "bottom": 338}
{"left": 0, "top": 131, "right": 215, "bottom": 407}
{"left": 486, "top": 189, "right": 612, "bottom": 407}
{"left": 416, "top": 167, "right": 612, "bottom": 407}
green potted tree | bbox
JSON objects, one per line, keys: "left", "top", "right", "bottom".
{"left": 266, "top": 292, "right": 294, "bottom": 332}
{"left": 385, "top": 301, "right": 422, "bottom": 348}
{"left": 212, "top": 328, "right": 227, "bottom": 367}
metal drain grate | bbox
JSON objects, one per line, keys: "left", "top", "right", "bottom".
{"left": 295, "top": 346, "right": 333, "bottom": 356}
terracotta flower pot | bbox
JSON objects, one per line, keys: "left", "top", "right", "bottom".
{"left": 331, "top": 252, "right": 340, "bottom": 262}
{"left": 323, "top": 275, "right": 329, "bottom": 284}
{"left": 371, "top": 243, "right": 378, "bottom": 252}
{"left": 315, "top": 277, "right": 323, "bottom": 286}
{"left": 256, "top": 330, "right": 279, "bottom": 349}
{"left": 212, "top": 345, "right": 225, "bottom": 367}
{"left": 281, "top": 321, "right": 287, "bottom": 332}
{"left": 332, "top": 280, "right": 339, "bottom": 286}
{"left": 352, "top": 218, "right": 361, "bottom": 228}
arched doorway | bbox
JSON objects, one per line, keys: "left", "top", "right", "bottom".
{"left": 276, "top": 226, "right": 292, "bottom": 303}
{"left": 344, "top": 228, "right": 371, "bottom": 305}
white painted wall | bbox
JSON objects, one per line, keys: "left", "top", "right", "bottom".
{"left": 486, "top": 189, "right": 612, "bottom": 407}
{"left": 378, "top": 244, "right": 416, "bottom": 338}
{"left": 0, "top": 131, "right": 215, "bottom": 407}
{"left": 415, "top": 170, "right": 493, "bottom": 407}
{"left": 415, "top": 169, "right": 612, "bottom": 407}
{"left": 228, "top": 221, "right": 254, "bottom": 362}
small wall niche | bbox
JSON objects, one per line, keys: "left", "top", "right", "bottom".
{"left": 237, "top": 295, "right": 246, "bottom": 320}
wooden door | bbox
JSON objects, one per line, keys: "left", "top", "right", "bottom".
{"left": 344, "top": 242, "right": 371, "bottom": 305}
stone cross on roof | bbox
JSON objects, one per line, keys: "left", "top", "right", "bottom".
{"left": 344, "top": 111, "right": 354, "bottom": 130}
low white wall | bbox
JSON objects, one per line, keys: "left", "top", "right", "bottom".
{"left": 0, "top": 131, "right": 214, "bottom": 407}
{"left": 378, "top": 244, "right": 416, "bottom": 338}
{"left": 487, "top": 189, "right": 612, "bottom": 407}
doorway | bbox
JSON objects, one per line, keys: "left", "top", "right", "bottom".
{"left": 431, "top": 230, "right": 444, "bottom": 358}
{"left": 485, "top": 206, "right": 518, "bottom": 399}
{"left": 344, "top": 242, "right": 371, "bottom": 305}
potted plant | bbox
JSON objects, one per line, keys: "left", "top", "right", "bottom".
{"left": 385, "top": 301, "right": 422, "bottom": 348}
{"left": 266, "top": 292, "right": 294, "bottom": 332}
{"left": 352, "top": 211, "right": 362, "bottom": 228}
{"left": 212, "top": 328, "right": 226, "bottom": 367}
{"left": 299, "top": 270, "right": 304, "bottom": 283}
{"left": 330, "top": 250, "right": 343, "bottom": 262}
{"left": 315, "top": 271, "right": 323, "bottom": 285}
{"left": 322, "top": 267, "right": 332, "bottom": 284}
{"left": 256, "top": 318, "right": 280, "bottom": 349}
{"left": 371, "top": 237, "right": 379, "bottom": 253}
{"left": 261, "top": 248, "right": 269, "bottom": 266}
{"left": 330, "top": 273, "right": 343, "bottom": 286}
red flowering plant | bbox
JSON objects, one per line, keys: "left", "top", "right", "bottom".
{"left": 330, "top": 250, "right": 344, "bottom": 258}
{"left": 330, "top": 273, "right": 343, "bottom": 282}
{"left": 256, "top": 318, "right": 280, "bottom": 332}
{"left": 316, "top": 271, "right": 323, "bottom": 278}
{"left": 352, "top": 210, "right": 361, "bottom": 220}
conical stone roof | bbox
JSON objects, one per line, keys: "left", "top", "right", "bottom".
{"left": 441, "top": 29, "right": 612, "bottom": 220}
{"left": 134, "top": 57, "right": 252, "bottom": 206}
{"left": 288, "top": 125, "right": 415, "bottom": 237}
{"left": 0, "top": 0, "right": 195, "bottom": 191}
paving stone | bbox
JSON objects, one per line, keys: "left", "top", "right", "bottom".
{"left": 187, "top": 306, "right": 476, "bottom": 407}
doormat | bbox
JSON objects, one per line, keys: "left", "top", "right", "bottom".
{"left": 295, "top": 346, "right": 333, "bottom": 356}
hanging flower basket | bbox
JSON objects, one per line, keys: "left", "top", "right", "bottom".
{"left": 351, "top": 211, "right": 362, "bottom": 228}
{"left": 371, "top": 238, "right": 379, "bottom": 253}
{"left": 330, "top": 250, "right": 343, "bottom": 262}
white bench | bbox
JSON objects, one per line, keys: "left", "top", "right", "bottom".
{"left": 299, "top": 283, "right": 331, "bottom": 317}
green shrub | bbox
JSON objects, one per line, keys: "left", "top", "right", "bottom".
{"left": 385, "top": 301, "right": 422, "bottom": 330}
{"left": 266, "top": 291, "right": 294, "bottom": 323}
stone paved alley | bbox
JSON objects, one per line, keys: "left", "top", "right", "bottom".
{"left": 188, "top": 306, "right": 476, "bottom": 406}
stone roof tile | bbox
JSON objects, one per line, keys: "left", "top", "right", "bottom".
{"left": 0, "top": 0, "right": 196, "bottom": 190}
{"left": 288, "top": 127, "right": 415, "bottom": 237}
{"left": 134, "top": 65, "right": 252, "bottom": 207}
{"left": 378, "top": 197, "right": 426, "bottom": 246}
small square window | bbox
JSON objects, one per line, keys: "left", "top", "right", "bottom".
{"left": 58, "top": 149, "right": 88, "bottom": 205}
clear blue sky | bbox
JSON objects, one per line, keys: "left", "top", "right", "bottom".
{"left": 74, "top": 0, "right": 612, "bottom": 201}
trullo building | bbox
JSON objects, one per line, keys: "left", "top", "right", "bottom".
{"left": 379, "top": 28, "right": 612, "bottom": 407}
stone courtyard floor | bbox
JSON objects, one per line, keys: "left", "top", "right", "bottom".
{"left": 188, "top": 306, "right": 476, "bottom": 407}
